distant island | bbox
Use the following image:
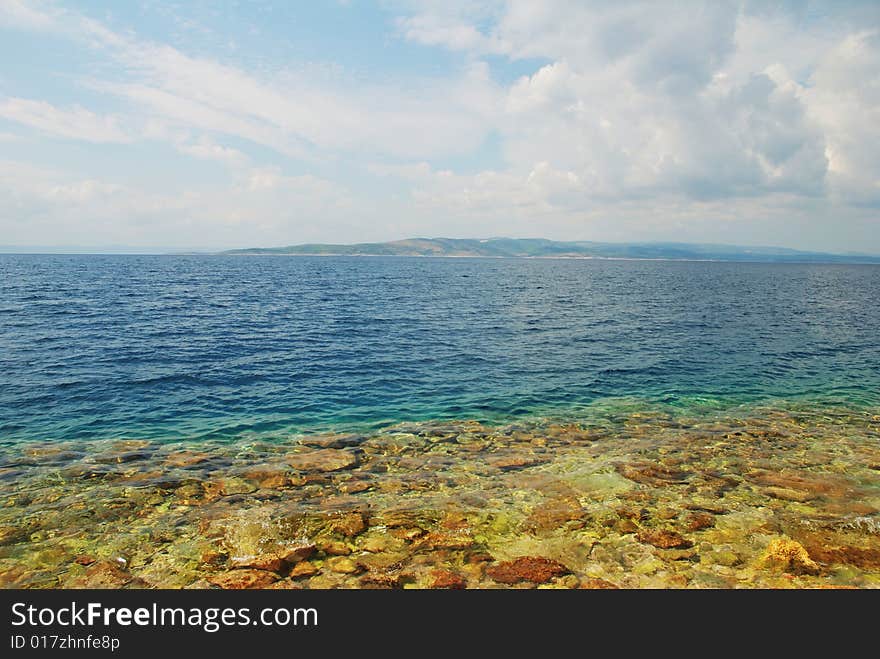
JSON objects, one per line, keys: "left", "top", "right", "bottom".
{"left": 224, "top": 238, "right": 880, "bottom": 264}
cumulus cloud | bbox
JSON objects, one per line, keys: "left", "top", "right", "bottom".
{"left": 1, "top": 0, "right": 878, "bottom": 250}
{"left": 387, "top": 0, "right": 878, "bottom": 232}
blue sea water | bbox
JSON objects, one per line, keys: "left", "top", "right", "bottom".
{"left": 1, "top": 254, "right": 878, "bottom": 444}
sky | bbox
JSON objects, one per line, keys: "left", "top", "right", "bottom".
{"left": 0, "top": 1, "right": 878, "bottom": 252}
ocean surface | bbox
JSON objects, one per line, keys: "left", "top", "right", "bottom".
{"left": 2, "top": 254, "right": 880, "bottom": 589}
{"left": 1, "top": 254, "right": 879, "bottom": 444}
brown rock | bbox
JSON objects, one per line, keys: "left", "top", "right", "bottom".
{"left": 487, "top": 455, "right": 546, "bottom": 471}
{"left": 616, "top": 506, "right": 648, "bottom": 521}
{"left": 580, "top": 578, "right": 620, "bottom": 589}
{"left": 207, "top": 569, "right": 279, "bottom": 589}
{"left": 430, "top": 569, "right": 467, "bottom": 589}
{"left": 389, "top": 527, "right": 426, "bottom": 541}
{"left": 617, "top": 519, "right": 639, "bottom": 534}
{"left": 230, "top": 555, "right": 286, "bottom": 573}
{"left": 338, "top": 480, "right": 372, "bottom": 494}
{"left": 745, "top": 469, "right": 856, "bottom": 499}
{"left": 525, "top": 497, "right": 585, "bottom": 532}
{"left": 359, "top": 572, "right": 402, "bottom": 589}
{"left": 467, "top": 551, "right": 494, "bottom": 564}
{"left": 684, "top": 511, "right": 716, "bottom": 532}
{"left": 278, "top": 544, "right": 316, "bottom": 565}
{"left": 288, "top": 562, "right": 320, "bottom": 579}
{"left": 330, "top": 512, "right": 367, "bottom": 537}
{"left": 486, "top": 556, "right": 570, "bottom": 584}
{"left": 326, "top": 556, "right": 361, "bottom": 574}
{"left": 319, "top": 540, "right": 352, "bottom": 556}
{"left": 74, "top": 555, "right": 96, "bottom": 566}
{"left": 287, "top": 449, "right": 359, "bottom": 472}
{"left": 795, "top": 532, "right": 880, "bottom": 569}
{"left": 300, "top": 434, "right": 362, "bottom": 449}
{"left": 67, "top": 561, "right": 146, "bottom": 589}
{"left": 267, "top": 579, "right": 302, "bottom": 589}
{"left": 761, "top": 486, "right": 815, "bottom": 502}
{"left": 616, "top": 462, "right": 688, "bottom": 486}
{"left": 0, "top": 525, "right": 30, "bottom": 546}
{"left": 260, "top": 474, "right": 291, "bottom": 489}
{"left": 414, "top": 531, "right": 474, "bottom": 550}
{"left": 636, "top": 529, "right": 693, "bottom": 549}
{"left": 200, "top": 550, "right": 227, "bottom": 567}
{"left": 164, "top": 450, "right": 211, "bottom": 467}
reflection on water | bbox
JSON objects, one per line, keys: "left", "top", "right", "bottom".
{"left": 2, "top": 401, "right": 878, "bottom": 589}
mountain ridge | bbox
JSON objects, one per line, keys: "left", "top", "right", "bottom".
{"left": 223, "top": 238, "right": 880, "bottom": 263}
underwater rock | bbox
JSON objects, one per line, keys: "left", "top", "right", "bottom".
{"left": 278, "top": 544, "right": 317, "bottom": 565}
{"left": 429, "top": 569, "right": 467, "bottom": 589}
{"left": 760, "top": 486, "right": 815, "bottom": 502}
{"left": 616, "top": 462, "right": 687, "bottom": 486}
{"left": 337, "top": 479, "right": 372, "bottom": 494}
{"left": 260, "top": 474, "right": 291, "bottom": 489}
{"left": 359, "top": 572, "right": 403, "bottom": 589}
{"left": 525, "top": 497, "right": 585, "bottom": 532}
{"left": 580, "top": 578, "right": 620, "bottom": 589}
{"left": 318, "top": 540, "right": 351, "bottom": 556}
{"left": 207, "top": 569, "right": 279, "bottom": 589}
{"left": 326, "top": 556, "right": 361, "bottom": 574}
{"left": 287, "top": 449, "right": 360, "bottom": 472}
{"left": 684, "top": 512, "right": 716, "bottom": 532}
{"left": 289, "top": 562, "right": 320, "bottom": 579}
{"left": 488, "top": 455, "right": 546, "bottom": 471}
{"left": 636, "top": 529, "right": 693, "bottom": 549}
{"left": 329, "top": 512, "right": 367, "bottom": 537}
{"left": 486, "top": 557, "right": 570, "bottom": 584}
{"left": 745, "top": 469, "right": 856, "bottom": 499}
{"left": 230, "top": 554, "right": 286, "bottom": 573}
{"left": 164, "top": 450, "right": 211, "bottom": 467}
{"left": 67, "top": 561, "right": 147, "bottom": 589}
{"left": 300, "top": 434, "right": 363, "bottom": 449}
{"left": 267, "top": 579, "right": 302, "bottom": 589}
{"left": 0, "top": 524, "right": 30, "bottom": 546}
{"left": 414, "top": 531, "right": 474, "bottom": 550}
{"left": 761, "top": 538, "right": 820, "bottom": 575}
{"left": 795, "top": 532, "right": 880, "bottom": 569}
{"left": 701, "top": 549, "right": 741, "bottom": 567}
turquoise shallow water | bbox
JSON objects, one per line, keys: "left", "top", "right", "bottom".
{"left": 1, "top": 255, "right": 879, "bottom": 443}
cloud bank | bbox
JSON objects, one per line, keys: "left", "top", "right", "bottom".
{"left": 0, "top": 0, "right": 877, "bottom": 251}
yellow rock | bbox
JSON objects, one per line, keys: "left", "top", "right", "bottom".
{"left": 761, "top": 538, "right": 820, "bottom": 575}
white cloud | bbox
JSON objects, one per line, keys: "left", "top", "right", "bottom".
{"left": 175, "top": 137, "right": 248, "bottom": 166}
{"left": 0, "top": 97, "right": 132, "bottom": 143}
{"left": 1, "top": 0, "right": 879, "bottom": 250}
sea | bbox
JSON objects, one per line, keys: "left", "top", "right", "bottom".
{"left": 1, "top": 254, "right": 879, "bottom": 588}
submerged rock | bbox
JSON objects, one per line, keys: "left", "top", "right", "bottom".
{"left": 636, "top": 529, "right": 693, "bottom": 549}
{"left": 429, "top": 569, "right": 467, "bottom": 589}
{"left": 616, "top": 462, "right": 688, "bottom": 486}
{"left": 67, "top": 561, "right": 147, "bottom": 589}
{"left": 761, "top": 538, "right": 820, "bottom": 575}
{"left": 288, "top": 562, "right": 320, "bottom": 579}
{"left": 329, "top": 512, "right": 367, "bottom": 537}
{"left": 207, "top": 569, "right": 279, "bottom": 589}
{"left": 580, "top": 578, "right": 620, "bottom": 589}
{"left": 325, "top": 556, "right": 361, "bottom": 574}
{"left": 684, "top": 511, "right": 716, "bottom": 532}
{"left": 287, "top": 449, "right": 360, "bottom": 472}
{"left": 486, "top": 557, "right": 570, "bottom": 584}
{"left": 300, "top": 434, "right": 363, "bottom": 449}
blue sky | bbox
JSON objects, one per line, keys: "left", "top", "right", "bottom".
{"left": 0, "top": 1, "right": 878, "bottom": 251}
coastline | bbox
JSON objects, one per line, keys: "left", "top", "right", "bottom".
{"left": 2, "top": 401, "right": 878, "bottom": 589}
